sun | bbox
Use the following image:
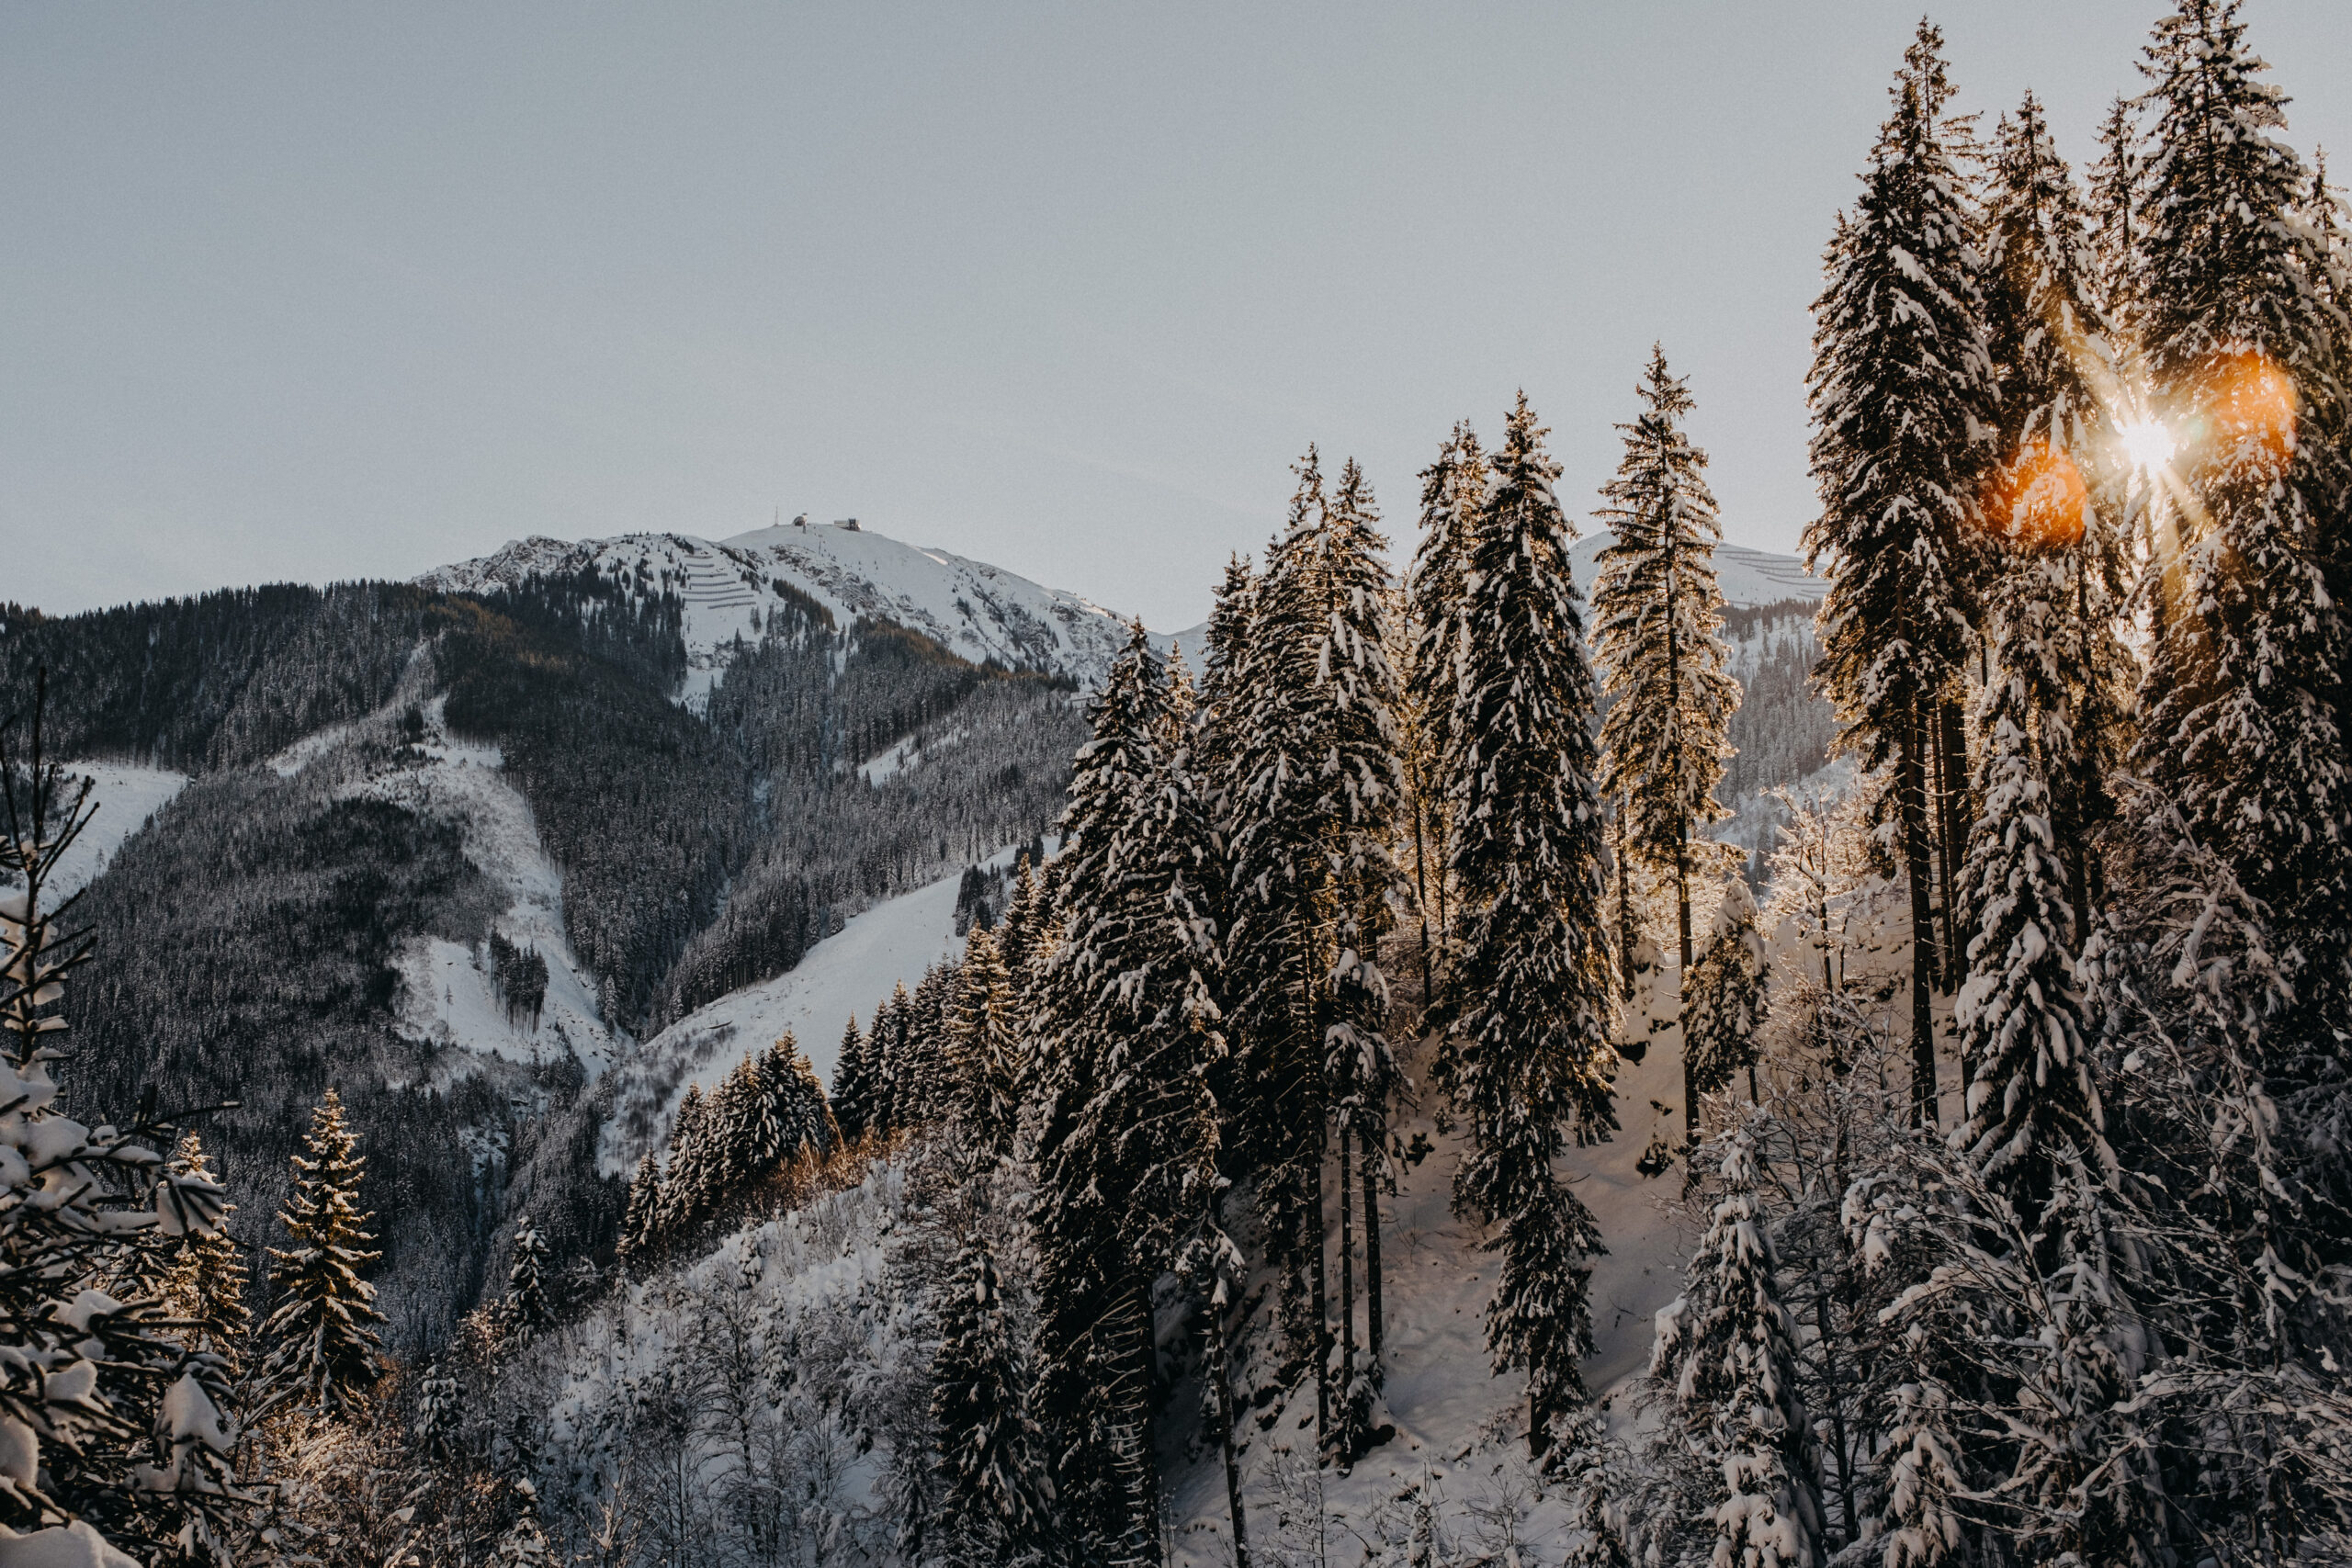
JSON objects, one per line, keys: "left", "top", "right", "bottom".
{"left": 2117, "top": 419, "right": 2176, "bottom": 473}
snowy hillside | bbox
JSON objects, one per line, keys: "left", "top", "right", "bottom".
{"left": 40, "top": 762, "right": 189, "bottom": 901}
{"left": 1568, "top": 530, "right": 1821, "bottom": 608}
{"left": 421, "top": 520, "right": 1143, "bottom": 701}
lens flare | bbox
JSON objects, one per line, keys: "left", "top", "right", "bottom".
{"left": 1985, "top": 437, "right": 2087, "bottom": 549}
{"left": 2117, "top": 420, "right": 2175, "bottom": 473}
{"left": 2208, "top": 349, "right": 2298, "bottom": 461}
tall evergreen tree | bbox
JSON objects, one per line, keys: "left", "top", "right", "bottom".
{"left": 2130, "top": 0, "right": 2352, "bottom": 1076}
{"left": 1592, "top": 347, "right": 1741, "bottom": 1140}
{"left": 159, "top": 1133, "right": 253, "bottom": 1374}
{"left": 1429, "top": 393, "right": 1616, "bottom": 1457}
{"left": 947, "top": 923, "right": 1023, "bottom": 1162}
{"left": 505, "top": 1219, "right": 552, "bottom": 1342}
{"left": 259, "top": 1089, "right": 387, "bottom": 1416}
{"left": 1652, "top": 1128, "right": 1823, "bottom": 1568}
{"left": 831, "top": 1015, "right": 875, "bottom": 1143}
{"left": 1224, "top": 449, "right": 1405, "bottom": 1458}
{"left": 1029, "top": 626, "right": 1224, "bottom": 1562}
{"left": 930, "top": 1230, "right": 1051, "bottom": 1568}
{"left": 1804, "top": 21, "right": 1997, "bottom": 1123}
{"left": 1681, "top": 876, "right": 1768, "bottom": 1110}
{"left": 1403, "top": 422, "right": 1486, "bottom": 987}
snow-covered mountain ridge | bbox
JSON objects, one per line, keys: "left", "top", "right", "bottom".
{"left": 420, "top": 521, "right": 1144, "bottom": 699}
{"left": 1567, "top": 530, "right": 1822, "bottom": 608}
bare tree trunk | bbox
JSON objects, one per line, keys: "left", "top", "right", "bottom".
{"left": 1678, "top": 818, "right": 1698, "bottom": 1142}
{"left": 1207, "top": 1270, "right": 1251, "bottom": 1568}
{"left": 1615, "top": 800, "right": 1636, "bottom": 1000}
{"left": 1337, "top": 1115, "right": 1357, "bottom": 1465}
{"left": 1309, "top": 1130, "right": 1331, "bottom": 1453}
{"left": 1938, "top": 695, "right": 1970, "bottom": 992}
{"left": 1900, "top": 700, "right": 1939, "bottom": 1128}
{"left": 1359, "top": 1121, "right": 1384, "bottom": 1370}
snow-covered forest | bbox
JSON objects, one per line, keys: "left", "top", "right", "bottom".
{"left": 5, "top": 4, "right": 2352, "bottom": 1565}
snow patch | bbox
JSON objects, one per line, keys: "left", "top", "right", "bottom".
{"left": 40, "top": 763, "right": 188, "bottom": 902}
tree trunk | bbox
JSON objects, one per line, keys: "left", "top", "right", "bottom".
{"left": 1208, "top": 1271, "right": 1251, "bottom": 1568}
{"left": 1900, "top": 701, "right": 1939, "bottom": 1128}
{"left": 1309, "top": 1140, "right": 1330, "bottom": 1453}
{"left": 1939, "top": 695, "right": 1970, "bottom": 991}
{"left": 1359, "top": 1121, "right": 1384, "bottom": 1371}
{"left": 1678, "top": 820, "right": 1698, "bottom": 1142}
{"left": 1337, "top": 1115, "right": 1357, "bottom": 1465}
{"left": 1615, "top": 801, "right": 1635, "bottom": 999}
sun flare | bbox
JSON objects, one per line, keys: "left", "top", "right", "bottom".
{"left": 2117, "top": 419, "right": 2176, "bottom": 473}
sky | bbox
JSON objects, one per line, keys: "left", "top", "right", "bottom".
{"left": 5, "top": 3, "right": 2347, "bottom": 632}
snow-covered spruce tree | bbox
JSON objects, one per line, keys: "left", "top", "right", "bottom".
{"left": 761, "top": 1032, "right": 836, "bottom": 1170}
{"left": 617, "top": 1152, "right": 660, "bottom": 1266}
{"left": 930, "top": 1228, "right": 1051, "bottom": 1568}
{"left": 159, "top": 1133, "right": 253, "bottom": 1375}
{"left": 1403, "top": 421, "right": 1486, "bottom": 987}
{"left": 259, "top": 1089, "right": 386, "bottom": 1417}
{"left": 1222, "top": 449, "right": 1405, "bottom": 1459}
{"left": 831, "top": 1015, "right": 875, "bottom": 1144}
{"left": 1951, "top": 550, "right": 2109, "bottom": 1235}
{"left": 1681, "top": 874, "right": 1768, "bottom": 1111}
{"left": 1983, "top": 89, "right": 2136, "bottom": 940}
{"left": 2130, "top": 0, "right": 2352, "bottom": 1113}
{"left": 1651, "top": 1125, "right": 1824, "bottom": 1568}
{"left": 1028, "top": 625, "right": 1223, "bottom": 1562}
{"left": 0, "top": 692, "right": 239, "bottom": 1565}
{"left": 653, "top": 1083, "right": 715, "bottom": 1247}
{"left": 1429, "top": 393, "right": 1616, "bottom": 1459}
{"left": 2084, "top": 779, "right": 2348, "bottom": 1551}
{"left": 873, "top": 981, "right": 914, "bottom": 1139}
{"left": 947, "top": 923, "right": 1022, "bottom": 1163}
{"left": 505, "top": 1220, "right": 551, "bottom": 1343}
{"left": 1592, "top": 345, "right": 1742, "bottom": 1141}
{"left": 1804, "top": 21, "right": 1996, "bottom": 1124}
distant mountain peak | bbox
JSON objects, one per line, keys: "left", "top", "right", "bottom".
{"left": 420, "top": 521, "right": 1141, "bottom": 696}
{"left": 1566, "top": 530, "right": 1822, "bottom": 608}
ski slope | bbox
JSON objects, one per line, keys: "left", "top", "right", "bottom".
{"left": 599, "top": 851, "right": 1005, "bottom": 1174}
{"left": 41, "top": 762, "right": 189, "bottom": 902}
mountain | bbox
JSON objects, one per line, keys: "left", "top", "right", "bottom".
{"left": 421, "top": 520, "right": 1143, "bottom": 701}
{"left": 1566, "top": 529, "right": 1823, "bottom": 608}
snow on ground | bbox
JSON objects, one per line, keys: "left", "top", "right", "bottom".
{"left": 269, "top": 691, "right": 621, "bottom": 1082}
{"left": 42, "top": 762, "right": 188, "bottom": 901}
{"left": 1167, "top": 973, "right": 1697, "bottom": 1566}
{"left": 600, "top": 854, "right": 986, "bottom": 1174}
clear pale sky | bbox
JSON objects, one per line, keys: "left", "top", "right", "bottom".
{"left": 6, "top": 3, "right": 2346, "bottom": 630}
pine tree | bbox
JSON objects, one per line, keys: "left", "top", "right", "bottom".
{"left": 2130, "top": 0, "right": 2352, "bottom": 1074}
{"left": 761, "top": 1032, "right": 836, "bottom": 1169}
{"left": 947, "top": 924, "right": 1022, "bottom": 1162}
{"left": 159, "top": 1133, "right": 253, "bottom": 1374}
{"left": 1682, "top": 876, "right": 1768, "bottom": 1110}
{"left": 1029, "top": 626, "right": 1223, "bottom": 1561}
{"left": 0, "top": 688, "right": 238, "bottom": 1562}
{"left": 506, "top": 1219, "right": 552, "bottom": 1342}
{"left": 930, "top": 1230, "right": 1051, "bottom": 1568}
{"left": 1429, "top": 393, "right": 1616, "bottom": 1457}
{"left": 618, "top": 1153, "right": 661, "bottom": 1264}
{"left": 1983, "top": 91, "right": 2137, "bottom": 943}
{"left": 657, "top": 1084, "right": 716, "bottom": 1244}
{"left": 1651, "top": 1127, "right": 1824, "bottom": 1568}
{"left": 1804, "top": 21, "right": 1997, "bottom": 1123}
{"left": 1223, "top": 449, "right": 1404, "bottom": 1460}
{"left": 260, "top": 1089, "right": 388, "bottom": 1416}
{"left": 1951, "top": 565, "right": 2107, "bottom": 1231}
{"left": 1403, "top": 421, "right": 1486, "bottom": 987}
{"left": 1592, "top": 347, "right": 1742, "bottom": 1140}
{"left": 831, "top": 1015, "right": 873, "bottom": 1143}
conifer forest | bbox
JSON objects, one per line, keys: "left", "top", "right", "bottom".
{"left": 7, "top": 5, "right": 2352, "bottom": 1565}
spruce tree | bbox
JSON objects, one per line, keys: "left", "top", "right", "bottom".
{"left": 1982, "top": 91, "right": 2136, "bottom": 942}
{"left": 1804, "top": 22, "right": 1997, "bottom": 1123}
{"left": 947, "top": 924, "right": 1022, "bottom": 1162}
{"left": 761, "top": 1032, "right": 835, "bottom": 1168}
{"left": 831, "top": 1015, "right": 873, "bottom": 1143}
{"left": 2131, "top": 0, "right": 2352, "bottom": 1075}
{"left": 1029, "top": 626, "right": 1223, "bottom": 1562}
{"left": 618, "top": 1153, "right": 661, "bottom": 1265}
{"left": 930, "top": 1230, "right": 1050, "bottom": 1568}
{"left": 1403, "top": 421, "right": 1486, "bottom": 987}
{"left": 159, "top": 1133, "right": 253, "bottom": 1374}
{"left": 1681, "top": 876, "right": 1768, "bottom": 1109}
{"left": 1651, "top": 1128, "right": 1824, "bottom": 1568}
{"left": 1592, "top": 346, "right": 1741, "bottom": 1140}
{"left": 1224, "top": 449, "right": 1405, "bottom": 1458}
{"left": 1429, "top": 393, "right": 1616, "bottom": 1457}
{"left": 259, "top": 1089, "right": 388, "bottom": 1416}
{"left": 506, "top": 1220, "right": 552, "bottom": 1341}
